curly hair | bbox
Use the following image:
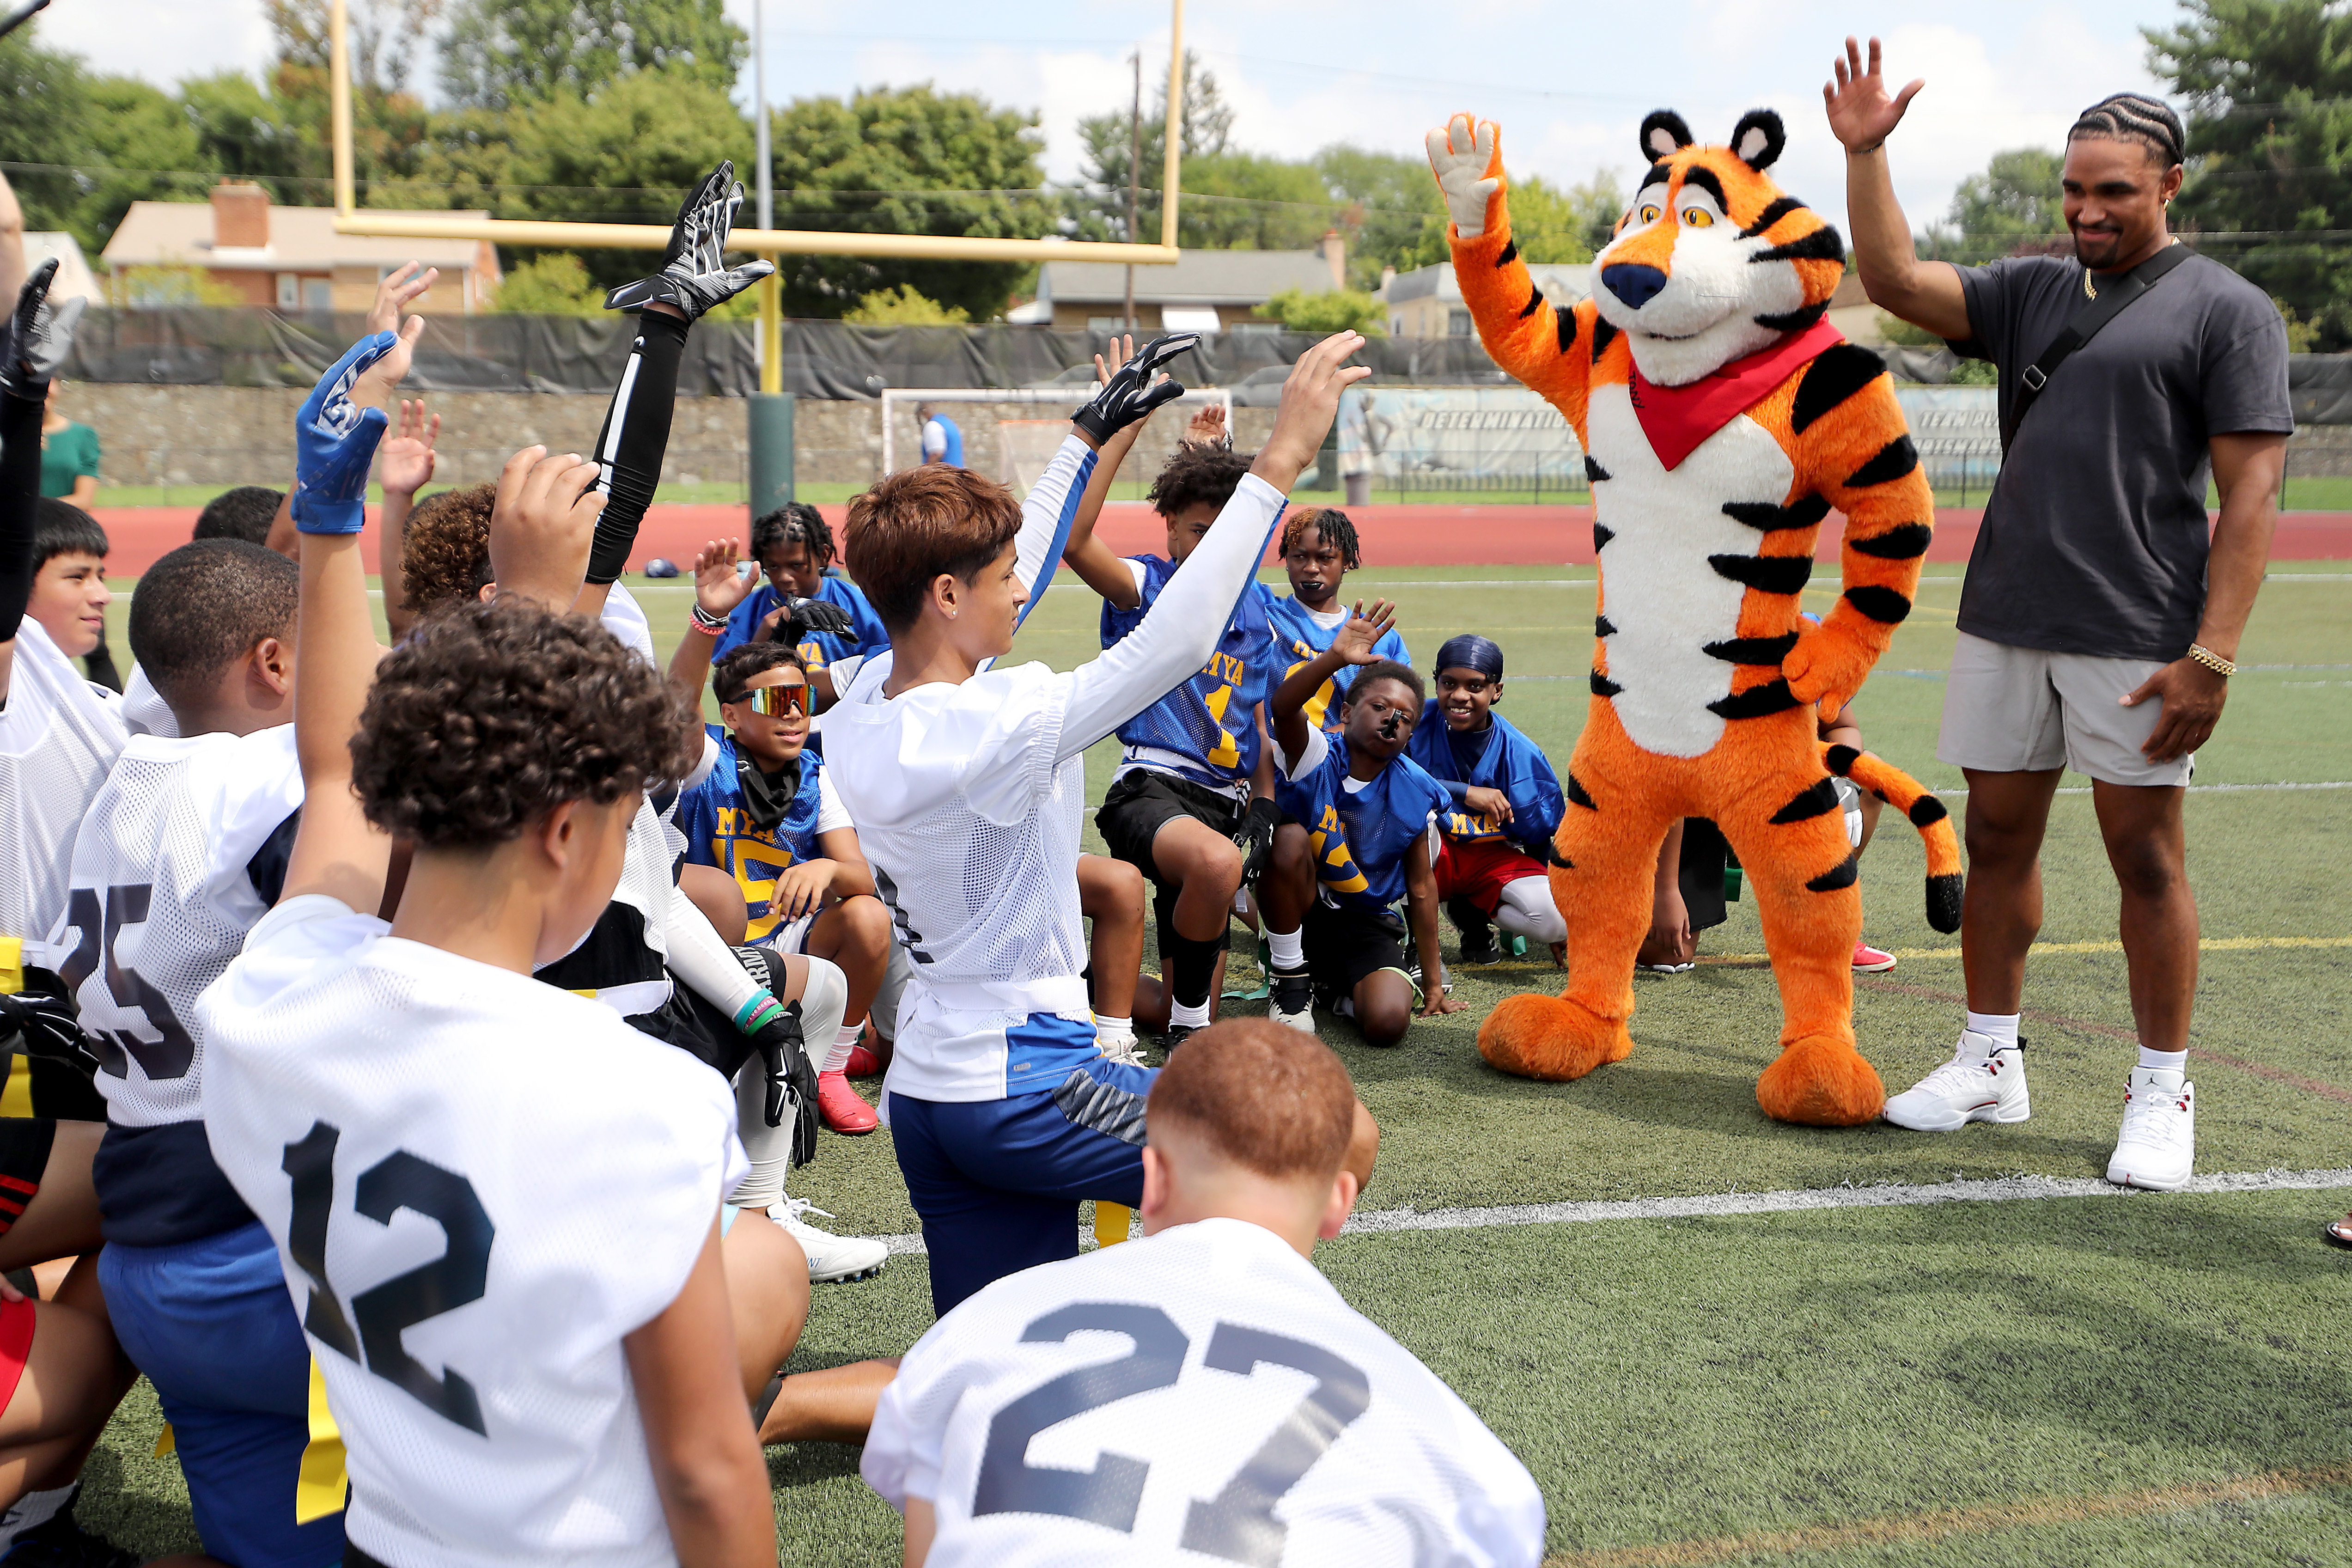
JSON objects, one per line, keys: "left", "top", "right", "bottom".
{"left": 713, "top": 641, "right": 804, "bottom": 704}
{"left": 1146, "top": 442, "right": 1252, "bottom": 521}
{"left": 352, "top": 598, "right": 701, "bottom": 850}
{"left": 399, "top": 483, "right": 496, "bottom": 620}
{"left": 1280, "top": 506, "right": 1362, "bottom": 570}
{"left": 750, "top": 502, "right": 835, "bottom": 568}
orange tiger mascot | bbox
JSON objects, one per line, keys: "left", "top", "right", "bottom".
{"left": 1428, "top": 108, "right": 1962, "bottom": 1126}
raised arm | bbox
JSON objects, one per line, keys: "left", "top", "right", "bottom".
{"left": 378, "top": 398, "right": 439, "bottom": 641}
{"left": 1057, "top": 333, "right": 1370, "bottom": 762}
{"left": 0, "top": 261, "right": 79, "bottom": 704}
{"left": 280, "top": 321, "right": 425, "bottom": 911}
{"left": 1270, "top": 598, "right": 1396, "bottom": 767}
{"left": 1057, "top": 335, "right": 1160, "bottom": 610}
{"left": 669, "top": 538, "right": 756, "bottom": 704}
{"left": 1825, "top": 37, "right": 1971, "bottom": 342}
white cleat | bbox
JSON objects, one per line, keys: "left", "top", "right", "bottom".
{"left": 2107, "top": 1069, "right": 2195, "bottom": 1191}
{"left": 768, "top": 1198, "right": 888, "bottom": 1282}
{"left": 1882, "top": 1030, "right": 2031, "bottom": 1131}
{"left": 1097, "top": 1032, "right": 1148, "bottom": 1068}
{"left": 1269, "top": 968, "right": 1316, "bottom": 1034}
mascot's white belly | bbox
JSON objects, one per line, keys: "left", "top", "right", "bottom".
{"left": 1588, "top": 381, "right": 1795, "bottom": 759}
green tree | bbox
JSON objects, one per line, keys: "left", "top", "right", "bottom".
{"left": 76, "top": 76, "right": 222, "bottom": 255}
{"left": 1504, "top": 176, "right": 1603, "bottom": 264}
{"left": 1176, "top": 152, "right": 1334, "bottom": 251}
{"left": 763, "top": 84, "right": 1050, "bottom": 319}
{"left": 492, "top": 254, "right": 605, "bottom": 313}
{"left": 439, "top": 0, "right": 745, "bottom": 111}
{"left": 1072, "top": 52, "right": 1236, "bottom": 241}
{"left": 1313, "top": 145, "right": 1448, "bottom": 285}
{"left": 0, "top": 27, "right": 94, "bottom": 237}
{"left": 179, "top": 71, "right": 316, "bottom": 201}
{"left": 2147, "top": 0, "right": 2352, "bottom": 344}
{"left": 1921, "top": 148, "right": 2065, "bottom": 265}
{"left": 842, "top": 285, "right": 969, "bottom": 326}
{"left": 262, "top": 0, "right": 438, "bottom": 201}
{"left": 1261, "top": 287, "right": 1387, "bottom": 336}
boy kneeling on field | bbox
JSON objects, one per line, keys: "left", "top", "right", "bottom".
{"left": 1261, "top": 601, "right": 1466, "bottom": 1045}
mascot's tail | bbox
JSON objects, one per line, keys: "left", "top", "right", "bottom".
{"left": 1823, "top": 744, "right": 1964, "bottom": 933}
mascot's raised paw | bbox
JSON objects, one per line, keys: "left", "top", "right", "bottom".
{"left": 1478, "top": 992, "right": 1633, "bottom": 1082}
{"left": 1756, "top": 1033, "right": 1886, "bottom": 1127}
{"left": 1425, "top": 115, "right": 1502, "bottom": 238}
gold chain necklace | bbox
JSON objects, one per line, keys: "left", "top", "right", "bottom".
{"left": 2085, "top": 237, "right": 2180, "bottom": 300}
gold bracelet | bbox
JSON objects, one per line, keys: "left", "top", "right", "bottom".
{"left": 2186, "top": 643, "right": 2236, "bottom": 678}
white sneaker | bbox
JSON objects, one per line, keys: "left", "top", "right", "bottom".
{"left": 1882, "top": 1030, "right": 2031, "bottom": 1131}
{"left": 767, "top": 1199, "right": 888, "bottom": 1282}
{"left": 1270, "top": 968, "right": 1315, "bottom": 1034}
{"left": 2107, "top": 1069, "right": 2195, "bottom": 1191}
{"left": 1097, "top": 1031, "right": 1147, "bottom": 1068}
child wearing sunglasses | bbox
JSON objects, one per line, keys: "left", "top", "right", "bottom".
{"left": 676, "top": 642, "right": 898, "bottom": 1144}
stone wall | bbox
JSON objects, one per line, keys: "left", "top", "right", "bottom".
{"left": 65, "top": 384, "right": 1278, "bottom": 493}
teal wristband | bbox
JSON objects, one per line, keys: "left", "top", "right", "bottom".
{"left": 736, "top": 994, "right": 787, "bottom": 1036}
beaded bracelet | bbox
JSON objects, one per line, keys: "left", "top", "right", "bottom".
{"left": 2186, "top": 643, "right": 2236, "bottom": 678}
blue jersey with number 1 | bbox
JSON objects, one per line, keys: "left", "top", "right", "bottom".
{"left": 1259, "top": 586, "right": 1412, "bottom": 737}
{"left": 1102, "top": 554, "right": 1274, "bottom": 790}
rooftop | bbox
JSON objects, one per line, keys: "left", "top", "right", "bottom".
{"left": 103, "top": 198, "right": 493, "bottom": 272}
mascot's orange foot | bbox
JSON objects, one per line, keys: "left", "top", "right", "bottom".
{"left": 1479, "top": 993, "right": 1634, "bottom": 1082}
{"left": 1756, "top": 1034, "right": 1887, "bottom": 1127}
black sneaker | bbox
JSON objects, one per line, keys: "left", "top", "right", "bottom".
{"left": 1448, "top": 897, "right": 1501, "bottom": 966}
{"left": 1159, "top": 1024, "right": 1197, "bottom": 1054}
{"left": 1270, "top": 966, "right": 1315, "bottom": 1032}
{"left": 0, "top": 1513, "right": 139, "bottom": 1568}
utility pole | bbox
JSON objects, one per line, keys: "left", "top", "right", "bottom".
{"left": 1124, "top": 50, "right": 1140, "bottom": 335}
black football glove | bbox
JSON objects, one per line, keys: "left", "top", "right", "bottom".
{"left": 0, "top": 990, "right": 99, "bottom": 1078}
{"left": 604, "top": 161, "right": 775, "bottom": 321}
{"left": 1236, "top": 797, "right": 1281, "bottom": 887}
{"left": 1072, "top": 333, "right": 1199, "bottom": 445}
{"left": 768, "top": 595, "right": 856, "bottom": 647}
{"left": 747, "top": 1001, "right": 822, "bottom": 1167}
{"left": 0, "top": 259, "right": 83, "bottom": 400}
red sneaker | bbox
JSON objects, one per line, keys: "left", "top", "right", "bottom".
{"left": 817, "top": 1070, "right": 878, "bottom": 1135}
{"left": 844, "top": 1044, "right": 882, "bottom": 1079}
{"left": 1852, "top": 939, "right": 1898, "bottom": 973}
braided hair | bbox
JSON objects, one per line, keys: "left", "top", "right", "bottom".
{"left": 1280, "top": 506, "right": 1363, "bottom": 570}
{"left": 2069, "top": 93, "right": 2186, "bottom": 168}
{"left": 751, "top": 501, "right": 836, "bottom": 568}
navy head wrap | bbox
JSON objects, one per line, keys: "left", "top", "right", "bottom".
{"left": 1434, "top": 634, "right": 1505, "bottom": 681}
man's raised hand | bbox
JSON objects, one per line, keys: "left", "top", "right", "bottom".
{"left": 1824, "top": 37, "right": 1922, "bottom": 156}
{"left": 487, "top": 446, "right": 605, "bottom": 610}
{"left": 1254, "top": 332, "right": 1372, "bottom": 492}
{"left": 1426, "top": 116, "right": 1501, "bottom": 237}
{"left": 1335, "top": 598, "right": 1398, "bottom": 664}
{"left": 1073, "top": 331, "right": 1198, "bottom": 447}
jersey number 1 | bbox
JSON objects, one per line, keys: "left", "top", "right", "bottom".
{"left": 972, "top": 1302, "right": 1370, "bottom": 1565}
{"left": 282, "top": 1120, "right": 496, "bottom": 1437}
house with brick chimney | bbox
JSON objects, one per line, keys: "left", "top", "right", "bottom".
{"left": 101, "top": 183, "right": 501, "bottom": 314}
{"left": 1018, "top": 231, "right": 1353, "bottom": 332}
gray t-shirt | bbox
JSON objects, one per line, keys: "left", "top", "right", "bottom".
{"left": 1951, "top": 252, "right": 2291, "bottom": 662}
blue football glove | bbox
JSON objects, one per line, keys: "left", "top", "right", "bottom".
{"left": 292, "top": 331, "right": 398, "bottom": 535}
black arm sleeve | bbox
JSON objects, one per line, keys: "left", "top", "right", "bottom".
{"left": 0, "top": 389, "right": 44, "bottom": 645}
{"left": 585, "top": 310, "right": 690, "bottom": 586}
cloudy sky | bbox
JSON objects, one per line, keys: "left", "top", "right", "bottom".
{"left": 44, "top": 0, "right": 2178, "bottom": 226}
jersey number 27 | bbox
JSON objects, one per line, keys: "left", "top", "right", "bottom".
{"left": 973, "top": 1301, "right": 1368, "bottom": 1565}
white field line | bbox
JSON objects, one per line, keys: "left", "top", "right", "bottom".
{"left": 868, "top": 1165, "right": 2352, "bottom": 1256}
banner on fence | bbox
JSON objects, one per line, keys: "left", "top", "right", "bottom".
{"left": 1337, "top": 386, "right": 1584, "bottom": 485}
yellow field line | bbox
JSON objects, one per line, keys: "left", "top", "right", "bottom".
{"left": 1542, "top": 1461, "right": 2352, "bottom": 1568}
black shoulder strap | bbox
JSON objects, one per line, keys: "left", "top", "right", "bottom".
{"left": 2000, "top": 243, "right": 2194, "bottom": 453}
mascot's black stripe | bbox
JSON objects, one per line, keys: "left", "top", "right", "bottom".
{"left": 1565, "top": 772, "right": 1597, "bottom": 810}
{"left": 1593, "top": 521, "right": 1615, "bottom": 551}
{"left": 1755, "top": 301, "right": 1829, "bottom": 334}
{"left": 1680, "top": 166, "right": 1729, "bottom": 209}
{"left": 1707, "top": 679, "right": 1802, "bottom": 719}
{"left": 1596, "top": 613, "right": 1618, "bottom": 638}
{"left": 1750, "top": 226, "right": 1846, "bottom": 265}
{"left": 1824, "top": 744, "right": 1861, "bottom": 776}
{"left": 1790, "top": 345, "right": 1886, "bottom": 434}
{"left": 1703, "top": 632, "right": 1798, "bottom": 665}
{"left": 1769, "top": 776, "right": 1842, "bottom": 824}
{"left": 1591, "top": 316, "right": 1619, "bottom": 361}
{"left": 1557, "top": 309, "right": 1579, "bottom": 356}
{"left": 1737, "top": 196, "right": 1806, "bottom": 238}
{"left": 1723, "top": 495, "right": 1830, "bottom": 533}
{"left": 1844, "top": 585, "right": 1913, "bottom": 624}
{"left": 1927, "top": 872, "right": 1963, "bottom": 933}
{"left": 1850, "top": 521, "right": 1933, "bottom": 560}
{"left": 1496, "top": 238, "right": 1518, "bottom": 266}
{"left": 1908, "top": 794, "right": 1950, "bottom": 827}
{"left": 1846, "top": 435, "right": 1920, "bottom": 488}
{"left": 1519, "top": 287, "right": 1545, "bottom": 319}
{"left": 1590, "top": 667, "right": 1624, "bottom": 698}
{"left": 1642, "top": 160, "right": 1675, "bottom": 190}
{"left": 1586, "top": 455, "right": 1612, "bottom": 483}
{"left": 1806, "top": 853, "right": 1861, "bottom": 893}
{"left": 1708, "top": 553, "right": 1813, "bottom": 593}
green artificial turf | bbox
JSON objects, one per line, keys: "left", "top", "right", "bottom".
{"left": 73, "top": 561, "right": 2352, "bottom": 1564}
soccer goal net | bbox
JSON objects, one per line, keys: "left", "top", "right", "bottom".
{"left": 880, "top": 386, "right": 1233, "bottom": 494}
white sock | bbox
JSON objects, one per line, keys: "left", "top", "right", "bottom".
{"left": 1965, "top": 1011, "right": 2021, "bottom": 1049}
{"left": 1170, "top": 996, "right": 1212, "bottom": 1029}
{"left": 1267, "top": 927, "right": 1304, "bottom": 971}
{"left": 2138, "top": 1044, "right": 2188, "bottom": 1077}
{"left": 825, "top": 1020, "right": 860, "bottom": 1076}
{"left": 0, "top": 1484, "right": 74, "bottom": 1549}
{"left": 1096, "top": 1015, "right": 1134, "bottom": 1050}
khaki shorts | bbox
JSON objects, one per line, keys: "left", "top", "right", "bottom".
{"left": 1937, "top": 632, "right": 2193, "bottom": 788}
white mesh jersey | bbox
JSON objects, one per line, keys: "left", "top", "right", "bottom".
{"left": 0, "top": 619, "right": 128, "bottom": 964}
{"left": 121, "top": 664, "right": 179, "bottom": 738}
{"left": 864, "top": 1216, "right": 1546, "bottom": 1568}
{"left": 199, "top": 894, "right": 746, "bottom": 1568}
{"left": 823, "top": 434, "right": 1286, "bottom": 1103}
{"left": 52, "top": 724, "right": 304, "bottom": 1125}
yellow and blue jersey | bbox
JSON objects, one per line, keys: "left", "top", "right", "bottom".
{"left": 1274, "top": 733, "right": 1450, "bottom": 914}
{"left": 1102, "top": 555, "right": 1275, "bottom": 790}
{"left": 1408, "top": 709, "right": 1566, "bottom": 857}
{"left": 1259, "top": 585, "right": 1412, "bottom": 737}
{"left": 711, "top": 574, "right": 890, "bottom": 678}
{"left": 674, "top": 727, "right": 830, "bottom": 943}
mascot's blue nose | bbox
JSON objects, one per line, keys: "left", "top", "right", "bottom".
{"left": 1602, "top": 263, "right": 1669, "bottom": 311}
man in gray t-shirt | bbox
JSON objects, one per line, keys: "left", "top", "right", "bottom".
{"left": 1826, "top": 40, "right": 2289, "bottom": 1194}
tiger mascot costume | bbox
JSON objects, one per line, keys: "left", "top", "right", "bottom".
{"left": 1428, "top": 108, "right": 1962, "bottom": 1126}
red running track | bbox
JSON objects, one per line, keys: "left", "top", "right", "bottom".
{"left": 87, "top": 500, "right": 2352, "bottom": 576}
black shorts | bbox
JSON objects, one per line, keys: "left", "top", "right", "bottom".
{"left": 0, "top": 1117, "right": 54, "bottom": 1208}
{"left": 1303, "top": 901, "right": 1410, "bottom": 1001}
{"left": 1095, "top": 769, "right": 1246, "bottom": 879}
